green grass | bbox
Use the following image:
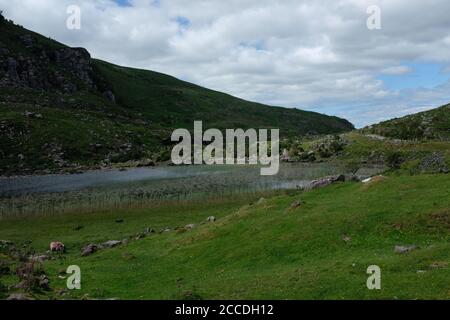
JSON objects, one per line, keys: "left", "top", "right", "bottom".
{"left": 1, "top": 174, "right": 448, "bottom": 299}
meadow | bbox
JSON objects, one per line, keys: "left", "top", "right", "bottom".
{"left": 0, "top": 173, "right": 448, "bottom": 300}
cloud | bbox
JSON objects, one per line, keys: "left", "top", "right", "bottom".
{"left": 381, "top": 66, "right": 413, "bottom": 75}
{"left": 1, "top": 0, "right": 450, "bottom": 128}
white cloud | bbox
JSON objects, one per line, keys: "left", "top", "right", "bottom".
{"left": 381, "top": 66, "right": 413, "bottom": 75}
{"left": 1, "top": 0, "right": 450, "bottom": 127}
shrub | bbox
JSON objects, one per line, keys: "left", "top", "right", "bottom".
{"left": 385, "top": 151, "right": 404, "bottom": 169}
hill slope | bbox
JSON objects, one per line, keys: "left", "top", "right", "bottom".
{"left": 0, "top": 16, "right": 353, "bottom": 174}
{"left": 361, "top": 103, "right": 450, "bottom": 141}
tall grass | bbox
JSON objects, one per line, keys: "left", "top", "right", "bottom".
{"left": 0, "top": 162, "right": 354, "bottom": 218}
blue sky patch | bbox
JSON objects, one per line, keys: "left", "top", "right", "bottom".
{"left": 378, "top": 62, "right": 450, "bottom": 90}
{"left": 175, "top": 16, "right": 190, "bottom": 28}
{"left": 113, "top": 0, "right": 132, "bottom": 7}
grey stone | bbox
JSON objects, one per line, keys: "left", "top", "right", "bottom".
{"left": 7, "top": 293, "right": 34, "bottom": 300}
{"left": 81, "top": 243, "right": 98, "bottom": 257}
{"left": 394, "top": 245, "right": 417, "bottom": 254}
{"left": 101, "top": 240, "right": 122, "bottom": 248}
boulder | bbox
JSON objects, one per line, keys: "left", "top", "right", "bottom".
{"left": 101, "top": 240, "right": 122, "bottom": 249}
{"left": 185, "top": 224, "right": 196, "bottom": 230}
{"left": 290, "top": 200, "right": 303, "bottom": 209}
{"left": 49, "top": 241, "right": 65, "bottom": 252}
{"left": 394, "top": 245, "right": 417, "bottom": 254}
{"left": 7, "top": 293, "right": 34, "bottom": 301}
{"left": 81, "top": 243, "right": 98, "bottom": 257}
{"left": 206, "top": 216, "right": 216, "bottom": 222}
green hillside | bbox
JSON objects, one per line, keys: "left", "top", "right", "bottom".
{"left": 361, "top": 103, "right": 450, "bottom": 141}
{"left": 0, "top": 16, "right": 353, "bottom": 175}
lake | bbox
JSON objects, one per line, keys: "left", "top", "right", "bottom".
{"left": 0, "top": 163, "right": 384, "bottom": 217}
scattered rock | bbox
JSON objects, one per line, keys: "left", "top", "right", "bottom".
{"left": 101, "top": 240, "right": 122, "bottom": 249}
{"left": 342, "top": 235, "right": 352, "bottom": 243}
{"left": 160, "top": 227, "right": 172, "bottom": 233}
{"left": 49, "top": 241, "right": 65, "bottom": 252}
{"left": 361, "top": 177, "right": 372, "bottom": 183}
{"left": 429, "top": 262, "right": 448, "bottom": 269}
{"left": 23, "top": 111, "right": 43, "bottom": 119}
{"left": 38, "top": 275, "right": 50, "bottom": 290}
{"left": 362, "top": 175, "right": 385, "bottom": 184}
{"left": 56, "top": 288, "right": 68, "bottom": 296}
{"left": 394, "top": 245, "right": 417, "bottom": 254}
{"left": 185, "top": 224, "right": 196, "bottom": 230}
{"left": 144, "top": 227, "right": 154, "bottom": 235}
{"left": 290, "top": 200, "right": 303, "bottom": 209}
{"left": 81, "top": 244, "right": 98, "bottom": 257}
{"left": 7, "top": 293, "right": 34, "bottom": 301}
{"left": 206, "top": 216, "right": 216, "bottom": 222}
{"left": 134, "top": 233, "right": 146, "bottom": 240}
{"left": 29, "top": 255, "right": 48, "bottom": 263}
{"left": 309, "top": 175, "right": 345, "bottom": 189}
{"left": 256, "top": 198, "right": 267, "bottom": 205}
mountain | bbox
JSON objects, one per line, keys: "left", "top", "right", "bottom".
{"left": 0, "top": 14, "right": 354, "bottom": 174}
{"left": 361, "top": 103, "right": 450, "bottom": 140}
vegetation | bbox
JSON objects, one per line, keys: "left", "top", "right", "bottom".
{"left": 361, "top": 103, "right": 450, "bottom": 141}
{"left": 0, "top": 173, "right": 448, "bottom": 299}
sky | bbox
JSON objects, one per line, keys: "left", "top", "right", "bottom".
{"left": 1, "top": 0, "right": 450, "bottom": 128}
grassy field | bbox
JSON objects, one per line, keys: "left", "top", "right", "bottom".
{"left": 1, "top": 173, "right": 448, "bottom": 300}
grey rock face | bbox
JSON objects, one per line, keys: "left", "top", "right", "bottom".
{"left": 0, "top": 36, "right": 95, "bottom": 92}
{"left": 417, "top": 152, "right": 449, "bottom": 174}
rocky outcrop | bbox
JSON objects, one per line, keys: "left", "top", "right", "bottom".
{"left": 0, "top": 34, "right": 98, "bottom": 93}
{"left": 417, "top": 152, "right": 449, "bottom": 174}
